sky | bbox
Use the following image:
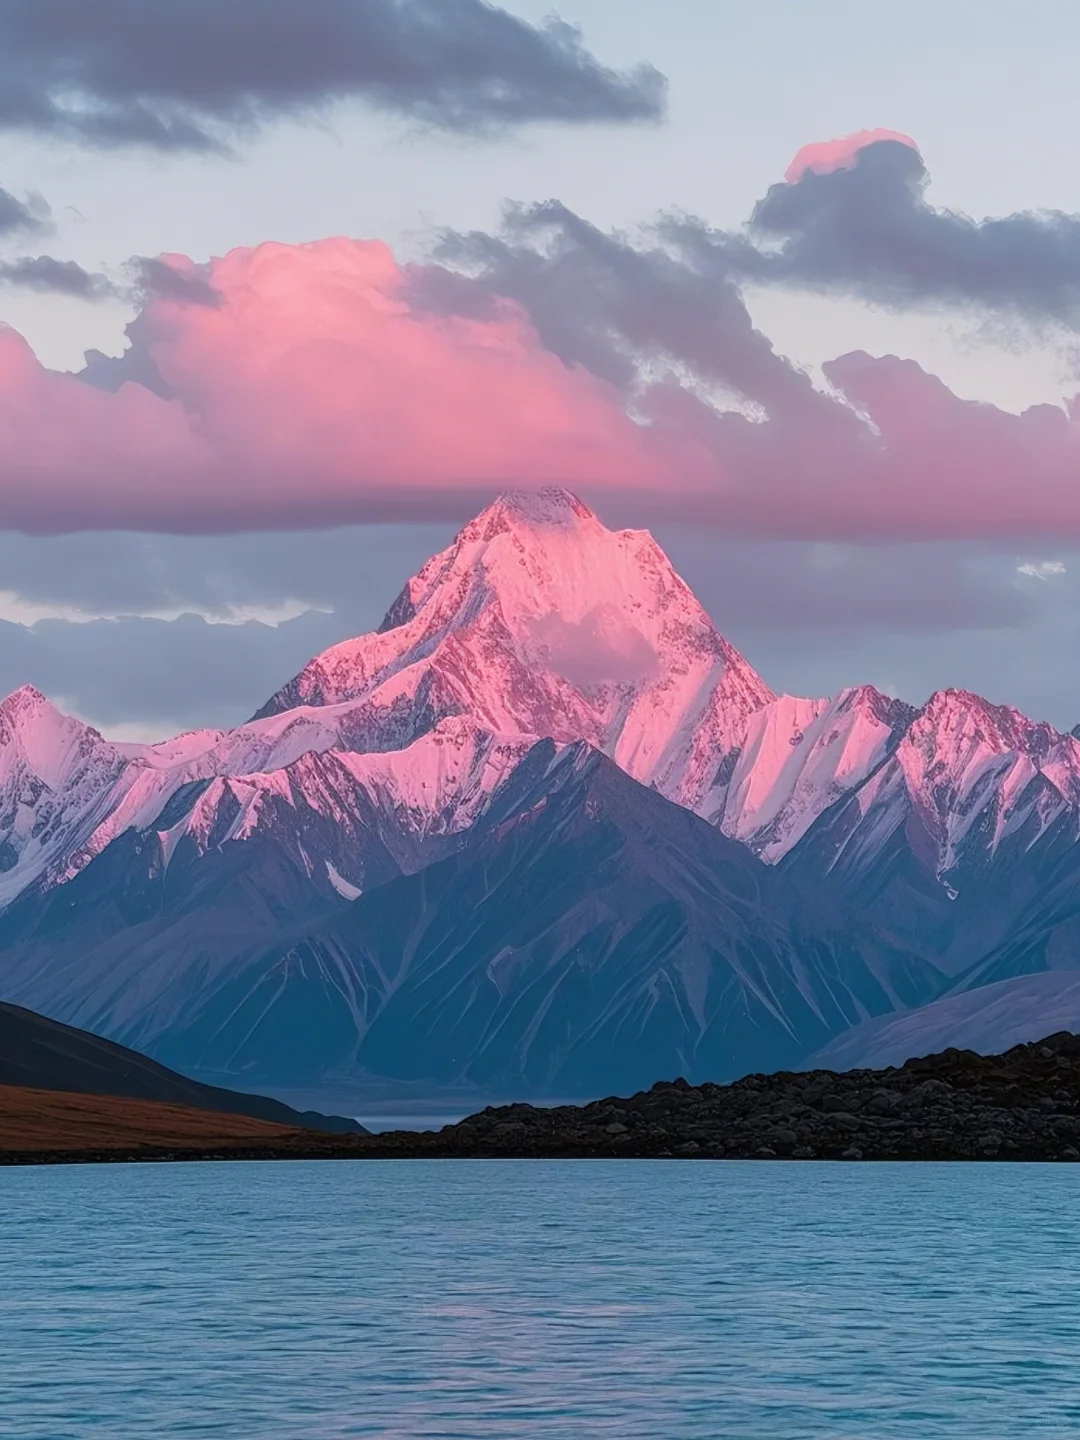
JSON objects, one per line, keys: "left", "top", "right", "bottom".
{"left": 3, "top": 0, "right": 1080, "bottom": 737}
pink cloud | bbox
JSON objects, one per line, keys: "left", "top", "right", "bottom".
{"left": 638, "top": 353, "right": 1079, "bottom": 541}
{"left": 784, "top": 128, "right": 919, "bottom": 183}
{"left": 0, "top": 233, "right": 1078, "bottom": 543}
{"left": 0, "top": 238, "right": 681, "bottom": 532}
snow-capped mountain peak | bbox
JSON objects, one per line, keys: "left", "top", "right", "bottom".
{"left": 377, "top": 488, "right": 605, "bottom": 635}
{"left": 4, "top": 491, "right": 1080, "bottom": 929}
{"left": 0, "top": 684, "right": 130, "bottom": 905}
{"left": 899, "top": 689, "right": 1072, "bottom": 810}
{"left": 0, "top": 682, "right": 52, "bottom": 718}
{"left": 0, "top": 684, "right": 92, "bottom": 759}
{"left": 786, "top": 684, "right": 1080, "bottom": 895}
{"left": 254, "top": 490, "right": 776, "bottom": 805}
{"left": 888, "top": 687, "right": 1080, "bottom": 858}
{"left": 469, "top": 485, "right": 598, "bottom": 534}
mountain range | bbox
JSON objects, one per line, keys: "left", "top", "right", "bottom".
{"left": 1, "top": 486, "right": 1079, "bottom": 1097}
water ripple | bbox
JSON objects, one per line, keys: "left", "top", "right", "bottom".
{"left": 1, "top": 1159, "right": 1078, "bottom": 1438}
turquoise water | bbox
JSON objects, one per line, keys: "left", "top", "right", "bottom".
{"left": 2, "top": 1160, "right": 1079, "bottom": 1438}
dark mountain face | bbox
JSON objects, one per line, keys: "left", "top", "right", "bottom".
{"left": 0, "top": 739, "right": 940, "bottom": 1096}
{"left": 262, "top": 752, "right": 940, "bottom": 1097}
{"left": 780, "top": 773, "right": 1080, "bottom": 988}
{"left": 0, "top": 752, "right": 467, "bottom": 1070}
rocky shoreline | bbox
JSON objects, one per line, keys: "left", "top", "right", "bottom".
{"left": 7, "top": 1031, "right": 1080, "bottom": 1164}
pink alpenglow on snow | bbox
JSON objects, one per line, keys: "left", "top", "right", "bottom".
{"left": 256, "top": 486, "right": 776, "bottom": 814}
{"left": 5, "top": 491, "right": 1080, "bottom": 919}
{"left": 784, "top": 128, "right": 920, "bottom": 182}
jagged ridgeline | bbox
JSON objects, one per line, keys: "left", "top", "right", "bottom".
{"left": 1, "top": 488, "right": 1080, "bottom": 1094}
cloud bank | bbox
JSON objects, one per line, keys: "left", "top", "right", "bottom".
{"left": 0, "top": 255, "right": 113, "bottom": 299}
{"left": 0, "top": 132, "right": 1078, "bottom": 541}
{"left": 1, "top": 239, "right": 674, "bottom": 531}
{"left": 0, "top": 0, "right": 666, "bottom": 150}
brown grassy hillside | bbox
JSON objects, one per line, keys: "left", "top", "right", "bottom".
{"left": 0, "top": 1084, "right": 306, "bottom": 1153}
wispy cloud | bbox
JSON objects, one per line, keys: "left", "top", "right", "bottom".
{"left": 1017, "top": 560, "right": 1066, "bottom": 580}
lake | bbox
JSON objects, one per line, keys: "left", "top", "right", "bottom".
{"left": 2, "top": 1159, "right": 1078, "bottom": 1437}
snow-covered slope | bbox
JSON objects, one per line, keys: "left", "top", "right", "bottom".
{"left": 713, "top": 685, "right": 914, "bottom": 859}
{"left": 820, "top": 689, "right": 1080, "bottom": 881}
{"left": 0, "top": 687, "right": 133, "bottom": 907}
{"left": 142, "top": 716, "right": 542, "bottom": 893}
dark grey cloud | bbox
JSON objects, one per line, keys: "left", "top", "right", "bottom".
{"left": 78, "top": 337, "right": 176, "bottom": 397}
{"left": 0, "top": 184, "right": 49, "bottom": 238}
{"left": 656, "top": 528, "right": 1080, "bottom": 729}
{"left": 0, "top": 526, "right": 453, "bottom": 626}
{"left": 695, "top": 138, "right": 1080, "bottom": 326}
{"left": 0, "top": 252, "right": 220, "bottom": 304}
{"left": 126, "top": 256, "right": 221, "bottom": 307}
{"left": 421, "top": 197, "right": 1080, "bottom": 543}
{"left": 78, "top": 270, "right": 220, "bottom": 397}
{"left": 0, "top": 249, "right": 221, "bottom": 305}
{"left": 0, "top": 255, "right": 113, "bottom": 299}
{"left": 0, "top": 611, "right": 343, "bottom": 732}
{"left": 741, "top": 620, "right": 1080, "bottom": 731}
{"left": 425, "top": 200, "right": 877, "bottom": 529}
{"left": 0, "top": 0, "right": 666, "bottom": 152}
{"left": 653, "top": 529, "right": 1036, "bottom": 637}
{"left": 428, "top": 200, "right": 839, "bottom": 420}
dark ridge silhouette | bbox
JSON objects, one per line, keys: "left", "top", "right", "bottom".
{"left": 0, "top": 1002, "right": 365, "bottom": 1134}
